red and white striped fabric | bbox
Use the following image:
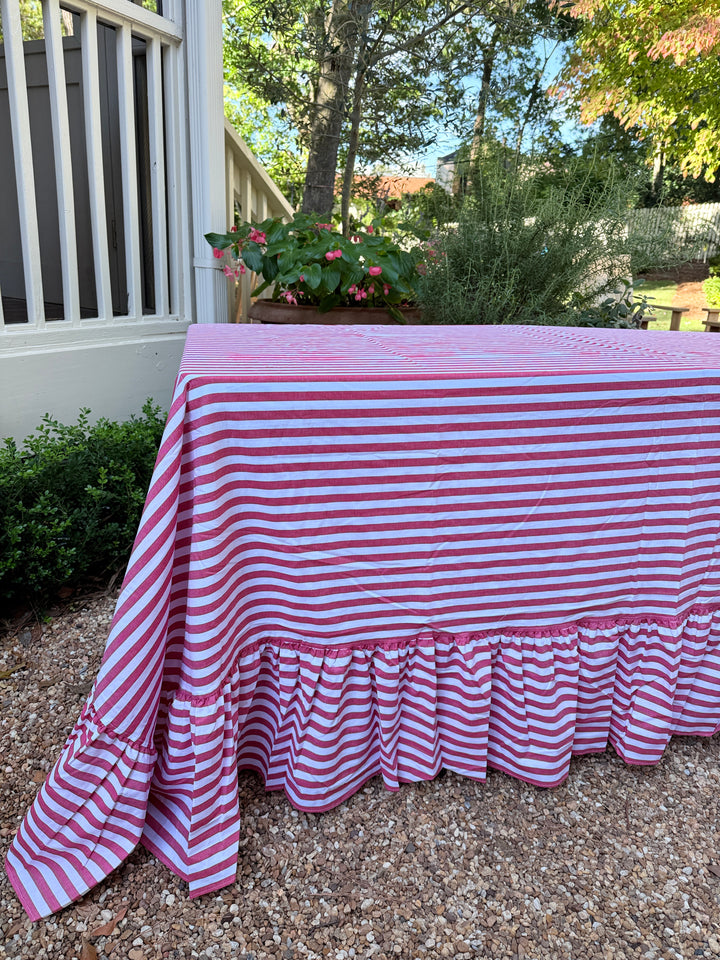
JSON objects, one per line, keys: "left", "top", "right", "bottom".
{"left": 8, "top": 322, "right": 720, "bottom": 919}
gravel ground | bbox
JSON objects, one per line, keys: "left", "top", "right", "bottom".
{"left": 2, "top": 593, "right": 720, "bottom": 960}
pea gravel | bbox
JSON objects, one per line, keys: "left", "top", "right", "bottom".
{"left": 2, "top": 592, "right": 720, "bottom": 960}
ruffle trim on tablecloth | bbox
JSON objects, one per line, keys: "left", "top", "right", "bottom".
{"left": 143, "top": 605, "right": 720, "bottom": 898}
{"left": 8, "top": 605, "right": 720, "bottom": 919}
{"left": 5, "top": 701, "right": 157, "bottom": 921}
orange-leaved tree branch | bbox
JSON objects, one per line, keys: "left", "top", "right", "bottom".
{"left": 551, "top": 0, "right": 720, "bottom": 180}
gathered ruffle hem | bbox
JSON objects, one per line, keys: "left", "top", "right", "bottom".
{"left": 7, "top": 604, "right": 720, "bottom": 919}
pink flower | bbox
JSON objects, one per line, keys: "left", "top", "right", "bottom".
{"left": 368, "top": 284, "right": 375, "bottom": 295}
{"left": 248, "top": 228, "right": 266, "bottom": 244}
{"left": 333, "top": 249, "right": 342, "bottom": 259}
{"left": 352, "top": 234, "right": 361, "bottom": 242}
{"left": 213, "top": 247, "right": 224, "bottom": 259}
{"left": 367, "top": 225, "right": 374, "bottom": 234}
{"left": 315, "top": 222, "right": 333, "bottom": 230}
{"left": 348, "top": 284, "right": 357, "bottom": 294}
{"left": 325, "top": 251, "right": 335, "bottom": 261}
{"left": 355, "top": 293, "right": 362, "bottom": 301}
{"left": 416, "top": 263, "right": 427, "bottom": 276}
{"left": 223, "top": 265, "right": 235, "bottom": 278}
{"left": 299, "top": 275, "right": 305, "bottom": 282}
{"left": 368, "top": 265, "right": 382, "bottom": 276}
{"left": 239, "top": 263, "right": 246, "bottom": 274}
{"left": 230, "top": 225, "right": 237, "bottom": 232}
{"left": 383, "top": 284, "right": 390, "bottom": 295}
{"left": 361, "top": 289, "right": 367, "bottom": 299}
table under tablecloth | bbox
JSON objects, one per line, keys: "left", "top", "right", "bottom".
{"left": 7, "top": 322, "right": 720, "bottom": 919}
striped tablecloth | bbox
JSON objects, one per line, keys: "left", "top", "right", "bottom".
{"left": 8, "top": 322, "right": 720, "bottom": 919}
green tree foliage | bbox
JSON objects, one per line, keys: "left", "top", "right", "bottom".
{"left": 555, "top": 0, "right": 720, "bottom": 181}
{"left": 453, "top": 0, "right": 577, "bottom": 167}
{"left": 536, "top": 116, "right": 720, "bottom": 207}
{"left": 223, "top": 0, "right": 531, "bottom": 222}
{"left": 0, "top": 0, "right": 44, "bottom": 42}
{"left": 224, "top": 82, "right": 307, "bottom": 207}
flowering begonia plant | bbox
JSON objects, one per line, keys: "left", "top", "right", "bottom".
{"left": 205, "top": 213, "right": 425, "bottom": 321}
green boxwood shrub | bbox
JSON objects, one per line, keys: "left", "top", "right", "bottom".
{"left": 0, "top": 402, "right": 165, "bottom": 616}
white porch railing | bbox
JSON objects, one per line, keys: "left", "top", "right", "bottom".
{"left": 0, "top": 0, "right": 295, "bottom": 443}
{"left": 223, "top": 117, "right": 294, "bottom": 322}
{"left": 0, "top": 0, "right": 191, "bottom": 340}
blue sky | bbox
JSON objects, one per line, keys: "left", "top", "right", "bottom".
{"left": 406, "top": 38, "right": 585, "bottom": 177}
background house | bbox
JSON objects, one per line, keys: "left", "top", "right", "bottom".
{"left": 435, "top": 151, "right": 458, "bottom": 194}
{"left": 0, "top": 0, "right": 291, "bottom": 444}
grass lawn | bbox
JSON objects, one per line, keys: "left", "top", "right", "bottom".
{"left": 633, "top": 277, "right": 705, "bottom": 332}
{"left": 633, "top": 277, "right": 677, "bottom": 306}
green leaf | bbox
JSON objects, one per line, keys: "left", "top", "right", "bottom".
{"left": 386, "top": 305, "right": 408, "bottom": 324}
{"left": 279, "top": 268, "right": 303, "bottom": 284}
{"left": 277, "top": 250, "right": 297, "bottom": 274}
{"left": 378, "top": 265, "right": 398, "bottom": 286}
{"left": 205, "top": 232, "right": 232, "bottom": 249}
{"left": 346, "top": 265, "right": 365, "bottom": 287}
{"left": 266, "top": 222, "right": 286, "bottom": 245}
{"left": 261, "top": 255, "right": 279, "bottom": 281}
{"left": 318, "top": 294, "right": 341, "bottom": 313}
{"left": 322, "top": 266, "right": 341, "bottom": 292}
{"left": 266, "top": 240, "right": 289, "bottom": 257}
{"left": 303, "top": 262, "right": 322, "bottom": 289}
{"left": 241, "top": 246, "right": 264, "bottom": 273}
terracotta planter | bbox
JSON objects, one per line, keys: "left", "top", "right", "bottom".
{"left": 247, "top": 300, "right": 422, "bottom": 325}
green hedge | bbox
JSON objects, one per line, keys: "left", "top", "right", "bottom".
{"left": 0, "top": 402, "right": 166, "bottom": 616}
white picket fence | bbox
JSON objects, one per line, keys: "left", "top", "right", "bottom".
{"left": 629, "top": 203, "right": 720, "bottom": 262}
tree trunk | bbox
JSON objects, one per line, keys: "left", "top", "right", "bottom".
{"left": 340, "top": 73, "right": 366, "bottom": 235}
{"left": 301, "top": 0, "right": 364, "bottom": 218}
{"left": 467, "top": 26, "right": 501, "bottom": 190}
{"left": 341, "top": 13, "right": 371, "bottom": 236}
{"left": 471, "top": 57, "right": 494, "bottom": 155}
{"left": 514, "top": 77, "right": 540, "bottom": 164}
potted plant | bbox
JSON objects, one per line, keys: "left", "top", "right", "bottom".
{"left": 205, "top": 213, "right": 424, "bottom": 324}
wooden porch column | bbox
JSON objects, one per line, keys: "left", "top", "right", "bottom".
{"left": 185, "top": 0, "right": 227, "bottom": 324}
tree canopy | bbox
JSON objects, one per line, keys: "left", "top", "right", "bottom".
{"left": 556, "top": 0, "right": 720, "bottom": 179}
{"left": 223, "top": 0, "right": 551, "bottom": 222}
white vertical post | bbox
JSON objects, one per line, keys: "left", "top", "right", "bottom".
{"left": 81, "top": 6, "right": 112, "bottom": 320}
{"left": 185, "top": 0, "right": 227, "bottom": 324}
{"left": 161, "top": 38, "right": 188, "bottom": 319}
{"left": 44, "top": 0, "right": 80, "bottom": 325}
{"left": 224, "top": 146, "right": 235, "bottom": 322}
{"left": 258, "top": 193, "right": 268, "bottom": 222}
{"left": 225, "top": 146, "right": 235, "bottom": 228}
{"left": 240, "top": 169, "right": 252, "bottom": 227}
{"left": 116, "top": 22, "right": 142, "bottom": 318}
{"left": 147, "top": 35, "right": 168, "bottom": 317}
{"left": 1, "top": 0, "right": 45, "bottom": 327}
{"left": 240, "top": 169, "right": 253, "bottom": 320}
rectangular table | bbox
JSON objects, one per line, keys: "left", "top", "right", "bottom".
{"left": 7, "top": 322, "right": 720, "bottom": 919}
